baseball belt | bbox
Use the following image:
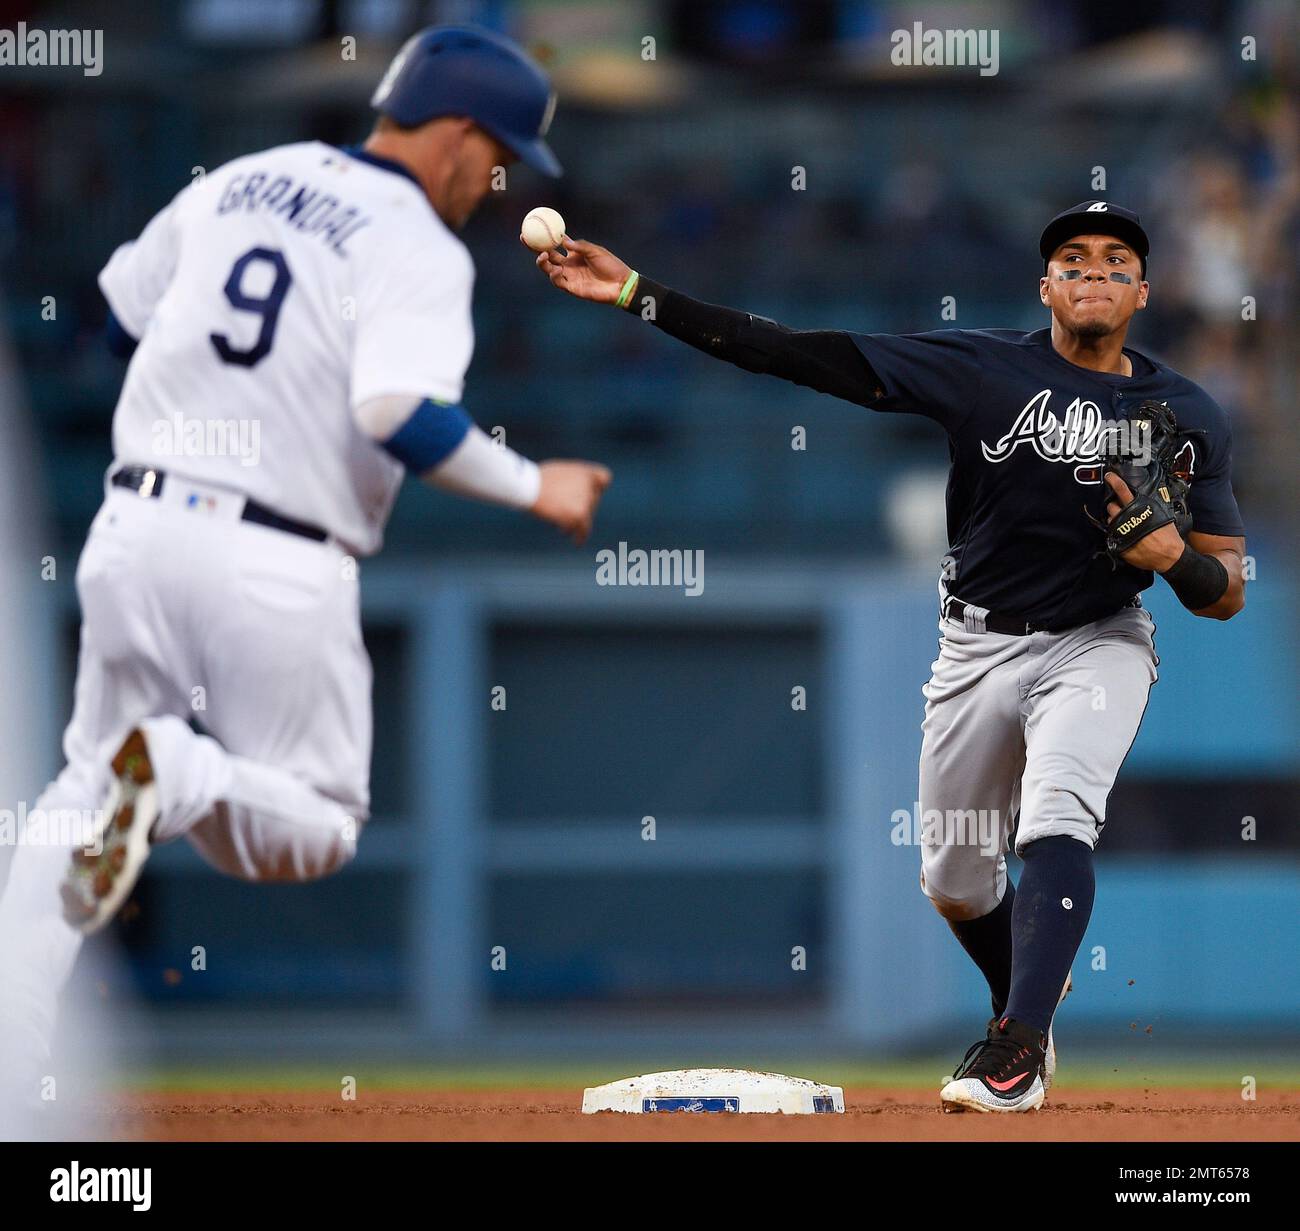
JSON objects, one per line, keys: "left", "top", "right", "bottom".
{"left": 110, "top": 466, "right": 329, "bottom": 543}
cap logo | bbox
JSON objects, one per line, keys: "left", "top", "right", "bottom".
{"left": 1086, "top": 202, "right": 1108, "bottom": 212}
{"left": 539, "top": 90, "right": 557, "bottom": 137}
{"left": 373, "top": 34, "right": 418, "bottom": 105}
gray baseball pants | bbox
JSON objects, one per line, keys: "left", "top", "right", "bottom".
{"left": 918, "top": 602, "right": 1158, "bottom": 921}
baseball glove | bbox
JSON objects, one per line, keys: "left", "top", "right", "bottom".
{"left": 1094, "top": 400, "right": 1200, "bottom": 564}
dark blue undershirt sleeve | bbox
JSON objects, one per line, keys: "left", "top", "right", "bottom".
{"left": 628, "top": 276, "right": 882, "bottom": 408}
{"left": 105, "top": 310, "right": 138, "bottom": 360}
{"left": 380, "top": 398, "right": 473, "bottom": 473}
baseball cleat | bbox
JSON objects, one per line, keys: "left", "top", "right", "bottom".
{"left": 60, "top": 728, "right": 158, "bottom": 934}
{"left": 1042, "top": 972, "right": 1073, "bottom": 1094}
{"left": 940, "top": 1016, "right": 1047, "bottom": 1113}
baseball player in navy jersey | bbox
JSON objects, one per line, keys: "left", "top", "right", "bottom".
{"left": 537, "top": 200, "right": 1246, "bottom": 1112}
{"left": 0, "top": 26, "right": 610, "bottom": 1095}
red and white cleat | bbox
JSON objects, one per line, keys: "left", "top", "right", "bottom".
{"left": 940, "top": 1016, "right": 1048, "bottom": 1114}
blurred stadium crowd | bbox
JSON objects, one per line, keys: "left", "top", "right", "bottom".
{"left": 1, "top": 0, "right": 1295, "bottom": 556}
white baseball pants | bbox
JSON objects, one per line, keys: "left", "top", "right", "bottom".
{"left": 0, "top": 482, "right": 372, "bottom": 1062}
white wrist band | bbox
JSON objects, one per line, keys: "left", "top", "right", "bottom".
{"left": 427, "top": 424, "right": 541, "bottom": 510}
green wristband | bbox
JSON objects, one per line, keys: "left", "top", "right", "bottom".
{"left": 615, "top": 270, "right": 639, "bottom": 309}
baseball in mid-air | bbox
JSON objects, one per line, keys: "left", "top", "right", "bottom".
{"left": 520, "top": 206, "right": 566, "bottom": 252}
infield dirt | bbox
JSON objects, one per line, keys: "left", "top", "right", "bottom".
{"left": 109, "top": 1086, "right": 1299, "bottom": 1141}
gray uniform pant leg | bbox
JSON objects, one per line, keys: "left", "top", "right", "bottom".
{"left": 918, "top": 625, "right": 1028, "bottom": 921}
{"left": 1015, "top": 606, "right": 1158, "bottom": 853}
{"left": 918, "top": 606, "right": 1158, "bottom": 921}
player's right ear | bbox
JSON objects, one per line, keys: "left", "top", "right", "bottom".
{"left": 1039, "top": 275, "right": 1052, "bottom": 306}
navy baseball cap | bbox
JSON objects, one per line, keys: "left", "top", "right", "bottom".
{"left": 371, "top": 25, "right": 561, "bottom": 177}
{"left": 1039, "top": 201, "right": 1149, "bottom": 276}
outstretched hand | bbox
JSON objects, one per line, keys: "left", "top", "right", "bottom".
{"left": 532, "top": 237, "right": 633, "bottom": 305}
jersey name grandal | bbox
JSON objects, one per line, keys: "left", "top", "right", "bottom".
{"left": 215, "top": 170, "right": 372, "bottom": 257}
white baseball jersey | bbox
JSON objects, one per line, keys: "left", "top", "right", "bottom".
{"left": 98, "top": 140, "right": 475, "bottom": 555}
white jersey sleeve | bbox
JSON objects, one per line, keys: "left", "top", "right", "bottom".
{"left": 98, "top": 184, "right": 189, "bottom": 338}
{"left": 349, "top": 226, "right": 475, "bottom": 412}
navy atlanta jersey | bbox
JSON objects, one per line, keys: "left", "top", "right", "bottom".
{"left": 626, "top": 277, "right": 1245, "bottom": 630}
{"left": 849, "top": 328, "right": 1244, "bottom": 627}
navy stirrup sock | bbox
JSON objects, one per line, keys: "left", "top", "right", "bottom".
{"left": 949, "top": 879, "right": 1015, "bottom": 1019}
{"left": 1005, "top": 835, "right": 1095, "bottom": 1036}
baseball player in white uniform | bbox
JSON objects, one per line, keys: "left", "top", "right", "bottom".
{"left": 0, "top": 26, "right": 608, "bottom": 1095}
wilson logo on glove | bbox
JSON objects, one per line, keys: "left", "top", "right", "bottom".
{"left": 1087, "top": 400, "right": 1205, "bottom": 566}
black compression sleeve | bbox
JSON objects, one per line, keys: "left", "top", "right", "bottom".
{"left": 1161, "top": 542, "right": 1230, "bottom": 611}
{"left": 625, "top": 275, "right": 883, "bottom": 407}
